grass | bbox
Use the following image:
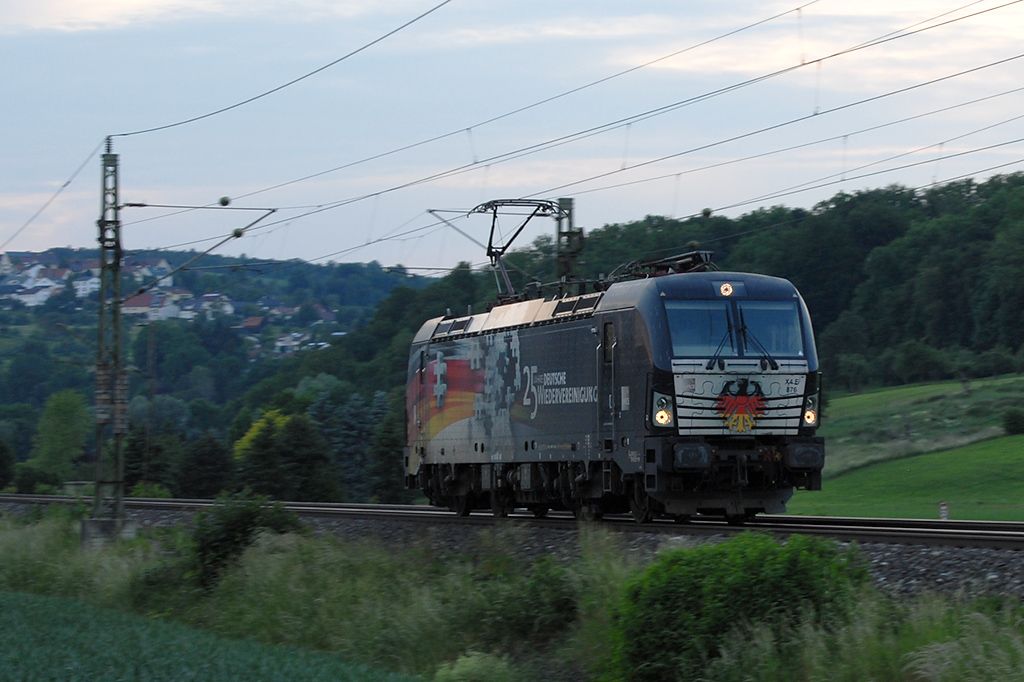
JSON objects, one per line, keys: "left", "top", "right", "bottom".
{"left": 788, "top": 374, "right": 1024, "bottom": 519}
{"left": 790, "top": 434, "right": 1024, "bottom": 520}
{"left": 5, "top": 511, "right": 1024, "bottom": 681}
{"left": 702, "top": 590, "right": 1024, "bottom": 682}
{"left": 0, "top": 590, "right": 416, "bottom": 682}
{"left": 820, "top": 373, "right": 1024, "bottom": 477}
{"left": 0, "top": 510, "right": 637, "bottom": 681}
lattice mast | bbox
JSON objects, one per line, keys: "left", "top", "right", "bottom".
{"left": 93, "top": 138, "right": 127, "bottom": 519}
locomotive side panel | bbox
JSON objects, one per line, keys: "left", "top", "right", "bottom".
{"left": 409, "top": 320, "right": 604, "bottom": 469}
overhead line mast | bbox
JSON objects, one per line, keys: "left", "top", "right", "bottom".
{"left": 89, "top": 138, "right": 129, "bottom": 537}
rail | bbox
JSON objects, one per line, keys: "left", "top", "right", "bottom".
{"left": 1, "top": 494, "right": 1022, "bottom": 550}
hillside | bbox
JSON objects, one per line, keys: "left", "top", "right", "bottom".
{"left": 788, "top": 375, "right": 1024, "bottom": 519}
{"left": 788, "top": 435, "right": 1024, "bottom": 520}
{"left": 4, "top": 173, "right": 1024, "bottom": 502}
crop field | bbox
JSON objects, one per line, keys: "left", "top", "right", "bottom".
{"left": 0, "top": 590, "right": 416, "bottom": 682}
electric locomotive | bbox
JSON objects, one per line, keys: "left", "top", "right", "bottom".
{"left": 405, "top": 203, "right": 824, "bottom": 522}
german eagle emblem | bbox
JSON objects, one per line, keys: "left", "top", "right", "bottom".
{"left": 715, "top": 379, "right": 766, "bottom": 432}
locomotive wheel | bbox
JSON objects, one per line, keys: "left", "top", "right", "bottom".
{"left": 451, "top": 494, "right": 472, "bottom": 517}
{"left": 726, "top": 511, "right": 757, "bottom": 525}
{"left": 628, "top": 482, "right": 652, "bottom": 524}
{"left": 490, "top": 491, "right": 511, "bottom": 518}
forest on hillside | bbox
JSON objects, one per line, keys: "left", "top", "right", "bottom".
{"left": 3, "top": 172, "right": 1024, "bottom": 500}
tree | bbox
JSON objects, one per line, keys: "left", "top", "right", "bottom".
{"left": 123, "top": 427, "right": 181, "bottom": 493}
{"left": 0, "top": 438, "right": 14, "bottom": 490}
{"left": 237, "top": 413, "right": 292, "bottom": 499}
{"left": 177, "top": 433, "right": 235, "bottom": 498}
{"left": 29, "top": 389, "right": 90, "bottom": 480}
{"left": 367, "top": 388, "right": 415, "bottom": 504}
{"left": 0, "top": 403, "right": 39, "bottom": 461}
{"left": 280, "top": 414, "right": 340, "bottom": 502}
{"left": 236, "top": 411, "right": 339, "bottom": 501}
{"left": 334, "top": 393, "right": 375, "bottom": 501}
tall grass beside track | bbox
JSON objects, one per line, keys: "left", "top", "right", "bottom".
{"left": 6, "top": 507, "right": 1024, "bottom": 680}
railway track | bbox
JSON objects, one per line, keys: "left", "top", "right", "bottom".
{"left": 2, "top": 493, "right": 1022, "bottom": 550}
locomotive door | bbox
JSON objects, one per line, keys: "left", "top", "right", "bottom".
{"left": 410, "top": 346, "right": 431, "bottom": 473}
{"left": 598, "top": 319, "right": 617, "bottom": 452}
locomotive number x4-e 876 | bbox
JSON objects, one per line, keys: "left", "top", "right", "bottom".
{"left": 405, "top": 257, "right": 824, "bottom": 522}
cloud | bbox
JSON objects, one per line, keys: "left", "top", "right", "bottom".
{"left": 0, "top": 0, "right": 417, "bottom": 33}
{"left": 442, "top": 14, "right": 681, "bottom": 48}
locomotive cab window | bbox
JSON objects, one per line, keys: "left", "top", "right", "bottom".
{"left": 665, "top": 299, "right": 805, "bottom": 358}
{"left": 665, "top": 300, "right": 736, "bottom": 358}
{"left": 736, "top": 300, "right": 804, "bottom": 357}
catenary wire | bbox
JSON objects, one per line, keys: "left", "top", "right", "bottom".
{"left": 527, "top": 52, "right": 1024, "bottom": 198}
{"left": 132, "top": 46, "right": 1024, "bottom": 265}
{"left": 239, "top": 2, "right": 1024, "bottom": 232}
{"left": 225, "top": 0, "right": 824, "bottom": 203}
{"left": 111, "top": 0, "right": 455, "bottom": 138}
{"left": 226, "top": 49, "right": 1024, "bottom": 244}
{"left": 710, "top": 138, "right": 1024, "bottom": 214}
{"left": 0, "top": 139, "right": 106, "bottom": 251}
{"left": 121, "top": 0, "right": 829, "bottom": 229}
{"left": 128, "top": 0, "right": 1009, "bottom": 233}
{"left": 6, "top": 1, "right": 456, "bottom": 244}
{"left": 567, "top": 86, "right": 1024, "bottom": 198}
{"left": 112, "top": 1, "right": 1024, "bottom": 274}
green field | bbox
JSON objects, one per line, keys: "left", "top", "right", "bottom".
{"left": 819, "top": 374, "right": 1024, "bottom": 478}
{"left": 782, "top": 376, "right": 1024, "bottom": 519}
{"left": 789, "top": 434, "right": 1024, "bottom": 520}
{"left": 0, "top": 590, "right": 416, "bottom": 682}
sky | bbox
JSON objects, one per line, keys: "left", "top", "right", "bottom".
{"left": 2, "top": 0, "right": 1023, "bottom": 274}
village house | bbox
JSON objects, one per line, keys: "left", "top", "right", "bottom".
{"left": 12, "top": 286, "right": 60, "bottom": 307}
{"left": 72, "top": 275, "right": 101, "bottom": 298}
{"left": 121, "top": 293, "right": 179, "bottom": 320}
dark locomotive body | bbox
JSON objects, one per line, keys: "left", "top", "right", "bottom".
{"left": 405, "top": 270, "right": 824, "bottom": 521}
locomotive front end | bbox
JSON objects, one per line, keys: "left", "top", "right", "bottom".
{"left": 642, "top": 272, "right": 824, "bottom": 519}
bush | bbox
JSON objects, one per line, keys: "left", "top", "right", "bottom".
{"left": 433, "top": 651, "right": 518, "bottom": 682}
{"left": 190, "top": 490, "right": 306, "bottom": 586}
{"left": 13, "top": 462, "right": 64, "bottom": 494}
{"left": 614, "top": 533, "right": 869, "bottom": 682}
{"left": 478, "top": 555, "right": 579, "bottom": 647}
{"left": 1002, "top": 408, "right": 1024, "bottom": 435}
{"left": 128, "top": 482, "right": 173, "bottom": 498}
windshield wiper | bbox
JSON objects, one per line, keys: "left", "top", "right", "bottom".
{"left": 705, "top": 312, "right": 734, "bottom": 370}
{"left": 738, "top": 307, "right": 779, "bottom": 370}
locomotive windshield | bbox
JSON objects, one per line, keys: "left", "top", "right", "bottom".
{"left": 665, "top": 301, "right": 737, "bottom": 358}
{"left": 665, "top": 298, "right": 804, "bottom": 358}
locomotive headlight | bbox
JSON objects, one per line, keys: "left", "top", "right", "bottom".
{"left": 652, "top": 391, "right": 674, "bottom": 427}
{"left": 802, "top": 392, "right": 820, "bottom": 427}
